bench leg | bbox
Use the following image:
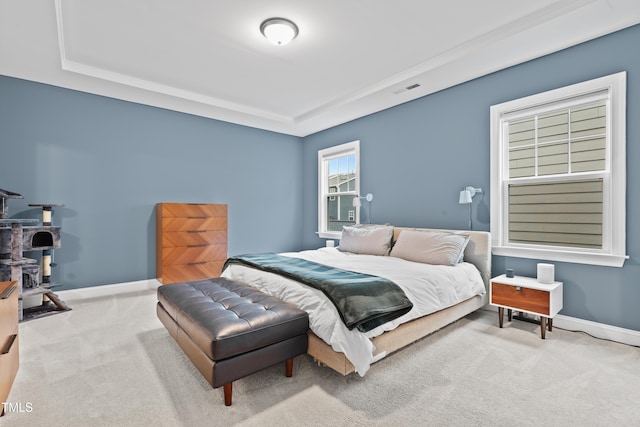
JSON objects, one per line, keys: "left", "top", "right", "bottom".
{"left": 285, "top": 358, "right": 294, "bottom": 377}
{"left": 224, "top": 383, "right": 232, "bottom": 406}
{"left": 222, "top": 358, "right": 296, "bottom": 406}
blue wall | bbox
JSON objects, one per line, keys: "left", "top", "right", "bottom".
{"left": 302, "top": 24, "right": 640, "bottom": 331}
{"left": 1, "top": 24, "right": 638, "bottom": 331}
{"left": 0, "top": 78, "right": 303, "bottom": 288}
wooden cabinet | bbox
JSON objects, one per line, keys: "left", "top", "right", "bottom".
{"left": 0, "top": 281, "right": 19, "bottom": 416}
{"left": 156, "top": 203, "right": 227, "bottom": 285}
{"left": 490, "top": 274, "right": 563, "bottom": 339}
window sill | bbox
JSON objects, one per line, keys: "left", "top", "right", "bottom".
{"left": 492, "top": 246, "right": 628, "bottom": 268}
{"left": 317, "top": 231, "right": 341, "bottom": 240}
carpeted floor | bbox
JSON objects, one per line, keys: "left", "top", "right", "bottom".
{"left": 4, "top": 285, "right": 639, "bottom": 426}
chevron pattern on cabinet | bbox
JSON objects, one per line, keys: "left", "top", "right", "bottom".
{"left": 156, "top": 203, "right": 227, "bottom": 284}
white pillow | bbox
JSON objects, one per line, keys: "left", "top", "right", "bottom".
{"left": 338, "top": 225, "right": 394, "bottom": 256}
{"left": 390, "top": 230, "right": 470, "bottom": 266}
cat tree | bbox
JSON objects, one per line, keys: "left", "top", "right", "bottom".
{"left": 0, "top": 188, "right": 70, "bottom": 321}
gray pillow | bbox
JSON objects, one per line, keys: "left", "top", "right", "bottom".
{"left": 390, "top": 230, "right": 470, "bottom": 266}
{"left": 338, "top": 224, "right": 394, "bottom": 256}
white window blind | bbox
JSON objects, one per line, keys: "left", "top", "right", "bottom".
{"left": 508, "top": 179, "right": 603, "bottom": 249}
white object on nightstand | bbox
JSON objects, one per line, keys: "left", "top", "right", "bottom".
{"left": 537, "top": 263, "right": 555, "bottom": 283}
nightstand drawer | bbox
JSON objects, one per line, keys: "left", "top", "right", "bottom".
{"left": 491, "top": 282, "right": 550, "bottom": 316}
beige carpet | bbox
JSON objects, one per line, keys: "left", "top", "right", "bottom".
{"left": 4, "top": 286, "right": 639, "bottom": 426}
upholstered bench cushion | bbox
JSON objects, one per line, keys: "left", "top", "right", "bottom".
{"left": 157, "top": 277, "right": 309, "bottom": 361}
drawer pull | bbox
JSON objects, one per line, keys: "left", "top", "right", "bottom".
{"left": 515, "top": 286, "right": 521, "bottom": 291}
{"left": 187, "top": 230, "right": 206, "bottom": 233}
{"left": 2, "top": 334, "right": 17, "bottom": 355}
{"left": 188, "top": 262, "right": 207, "bottom": 266}
{"left": 187, "top": 216, "right": 207, "bottom": 219}
{"left": 0, "top": 285, "right": 16, "bottom": 299}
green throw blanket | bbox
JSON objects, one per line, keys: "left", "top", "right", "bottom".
{"left": 223, "top": 253, "right": 413, "bottom": 333}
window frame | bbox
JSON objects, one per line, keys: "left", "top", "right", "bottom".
{"left": 490, "top": 72, "right": 627, "bottom": 267}
{"left": 317, "top": 140, "right": 360, "bottom": 239}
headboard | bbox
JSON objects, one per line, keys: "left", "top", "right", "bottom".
{"left": 392, "top": 227, "right": 492, "bottom": 289}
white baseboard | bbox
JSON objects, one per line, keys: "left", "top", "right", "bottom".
{"left": 553, "top": 314, "right": 640, "bottom": 347}
{"left": 57, "top": 279, "right": 161, "bottom": 302}
{"left": 483, "top": 305, "right": 640, "bottom": 347}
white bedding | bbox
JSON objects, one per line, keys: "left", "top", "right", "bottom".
{"left": 221, "top": 247, "right": 485, "bottom": 376}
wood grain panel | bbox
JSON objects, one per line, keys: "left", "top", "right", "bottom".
{"left": 161, "top": 217, "right": 227, "bottom": 232}
{"left": 0, "top": 282, "right": 17, "bottom": 341}
{"left": 491, "top": 282, "right": 550, "bottom": 316}
{"left": 162, "top": 244, "right": 227, "bottom": 266}
{"left": 162, "top": 261, "right": 225, "bottom": 284}
{"left": 0, "top": 281, "right": 19, "bottom": 410}
{"left": 162, "top": 230, "right": 227, "bottom": 247}
{"left": 161, "top": 203, "right": 227, "bottom": 219}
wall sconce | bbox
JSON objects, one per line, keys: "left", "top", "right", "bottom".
{"left": 352, "top": 193, "right": 373, "bottom": 207}
{"left": 353, "top": 193, "right": 374, "bottom": 223}
{"left": 458, "top": 186, "right": 482, "bottom": 229}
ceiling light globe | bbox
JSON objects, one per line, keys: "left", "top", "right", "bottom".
{"left": 261, "top": 18, "right": 298, "bottom": 45}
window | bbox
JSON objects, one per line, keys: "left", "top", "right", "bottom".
{"left": 490, "top": 72, "right": 627, "bottom": 267}
{"left": 329, "top": 186, "right": 337, "bottom": 201}
{"left": 318, "top": 140, "right": 360, "bottom": 238}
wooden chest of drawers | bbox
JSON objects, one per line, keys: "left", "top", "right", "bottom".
{"left": 156, "top": 203, "right": 227, "bottom": 285}
{"left": 0, "top": 281, "right": 19, "bottom": 416}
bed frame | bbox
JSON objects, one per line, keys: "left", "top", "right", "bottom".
{"left": 307, "top": 227, "right": 491, "bottom": 375}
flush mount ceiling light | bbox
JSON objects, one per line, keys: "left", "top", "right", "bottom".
{"left": 260, "top": 18, "right": 299, "bottom": 45}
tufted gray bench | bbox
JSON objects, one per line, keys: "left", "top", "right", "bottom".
{"left": 156, "top": 277, "right": 309, "bottom": 406}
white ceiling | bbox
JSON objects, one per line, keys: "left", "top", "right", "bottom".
{"left": 1, "top": 0, "right": 639, "bottom": 137}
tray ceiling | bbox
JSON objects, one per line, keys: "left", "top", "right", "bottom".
{"left": 1, "top": 0, "right": 639, "bottom": 136}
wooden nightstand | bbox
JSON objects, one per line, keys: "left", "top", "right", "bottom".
{"left": 490, "top": 274, "right": 563, "bottom": 339}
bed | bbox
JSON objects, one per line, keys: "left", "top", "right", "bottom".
{"left": 221, "top": 226, "right": 491, "bottom": 376}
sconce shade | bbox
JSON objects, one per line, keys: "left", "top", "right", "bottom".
{"left": 459, "top": 190, "right": 472, "bottom": 204}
